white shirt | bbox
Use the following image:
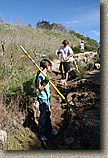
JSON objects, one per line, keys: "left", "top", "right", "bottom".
{"left": 69, "top": 56, "right": 75, "bottom": 62}
{"left": 58, "top": 45, "right": 73, "bottom": 62}
{"left": 80, "top": 43, "right": 84, "bottom": 49}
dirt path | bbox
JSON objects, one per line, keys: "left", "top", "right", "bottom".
{"left": 85, "top": 70, "right": 100, "bottom": 84}
{"left": 52, "top": 59, "right": 100, "bottom": 84}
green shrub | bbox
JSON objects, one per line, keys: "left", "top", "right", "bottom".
{"left": 77, "top": 61, "right": 87, "bottom": 79}
{"left": 94, "top": 54, "right": 100, "bottom": 63}
{"left": 72, "top": 46, "right": 81, "bottom": 54}
{"left": 84, "top": 45, "right": 97, "bottom": 52}
{"left": 74, "top": 32, "right": 86, "bottom": 40}
{"left": 87, "top": 62, "right": 94, "bottom": 71}
{"left": 3, "top": 73, "right": 37, "bottom": 97}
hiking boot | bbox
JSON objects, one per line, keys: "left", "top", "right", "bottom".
{"left": 51, "top": 131, "right": 58, "bottom": 135}
{"left": 45, "top": 131, "right": 58, "bottom": 136}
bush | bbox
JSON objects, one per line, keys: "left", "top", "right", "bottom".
{"left": 84, "top": 45, "right": 97, "bottom": 52}
{"left": 94, "top": 54, "right": 100, "bottom": 63}
{"left": 72, "top": 46, "right": 81, "bottom": 54}
{"left": 77, "top": 61, "right": 87, "bottom": 79}
{"left": 87, "top": 62, "right": 94, "bottom": 71}
{"left": 71, "top": 45, "right": 81, "bottom": 54}
{"left": 3, "top": 73, "right": 37, "bottom": 97}
{"left": 74, "top": 32, "right": 86, "bottom": 40}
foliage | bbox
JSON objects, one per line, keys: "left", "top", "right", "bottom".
{"left": 87, "top": 62, "right": 94, "bottom": 71}
{"left": 84, "top": 45, "right": 97, "bottom": 52}
{"left": 71, "top": 45, "right": 81, "bottom": 54}
{"left": 74, "top": 32, "right": 85, "bottom": 40}
{"left": 36, "top": 20, "right": 66, "bottom": 31}
{"left": 8, "top": 126, "right": 42, "bottom": 150}
{"left": 94, "top": 54, "right": 100, "bottom": 63}
{"left": 3, "top": 73, "right": 37, "bottom": 97}
{"left": 77, "top": 61, "right": 87, "bottom": 79}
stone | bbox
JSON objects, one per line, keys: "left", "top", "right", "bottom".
{"left": 65, "top": 137, "right": 75, "bottom": 145}
{"left": 95, "top": 63, "right": 100, "bottom": 70}
{"left": 0, "top": 129, "right": 7, "bottom": 149}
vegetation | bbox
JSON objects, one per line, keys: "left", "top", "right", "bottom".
{"left": 8, "top": 126, "right": 42, "bottom": 150}
{"left": 36, "top": 20, "right": 66, "bottom": 31}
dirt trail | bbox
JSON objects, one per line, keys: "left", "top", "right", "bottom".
{"left": 84, "top": 70, "right": 100, "bottom": 84}
{"left": 52, "top": 59, "right": 100, "bottom": 84}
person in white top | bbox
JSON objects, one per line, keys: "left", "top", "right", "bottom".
{"left": 80, "top": 41, "right": 84, "bottom": 53}
{"left": 57, "top": 40, "right": 74, "bottom": 81}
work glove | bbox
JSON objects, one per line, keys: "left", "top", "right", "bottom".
{"left": 49, "top": 96, "right": 52, "bottom": 102}
{"left": 57, "top": 51, "right": 61, "bottom": 55}
{"left": 57, "top": 49, "right": 63, "bottom": 55}
{"left": 43, "top": 77, "right": 49, "bottom": 86}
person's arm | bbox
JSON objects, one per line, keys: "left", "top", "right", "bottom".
{"left": 38, "top": 77, "right": 49, "bottom": 92}
{"left": 57, "top": 46, "right": 63, "bottom": 55}
{"left": 67, "top": 52, "right": 73, "bottom": 58}
{"left": 65, "top": 47, "right": 74, "bottom": 61}
{"left": 57, "top": 51, "right": 61, "bottom": 55}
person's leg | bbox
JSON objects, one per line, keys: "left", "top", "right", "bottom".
{"left": 45, "top": 111, "right": 52, "bottom": 133}
{"left": 38, "top": 99, "right": 47, "bottom": 137}
{"left": 45, "top": 99, "right": 52, "bottom": 134}
{"left": 64, "top": 62, "right": 70, "bottom": 81}
{"left": 66, "top": 72, "right": 69, "bottom": 81}
{"left": 73, "top": 60, "right": 79, "bottom": 71}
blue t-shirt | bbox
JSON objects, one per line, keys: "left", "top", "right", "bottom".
{"left": 37, "top": 72, "right": 50, "bottom": 99}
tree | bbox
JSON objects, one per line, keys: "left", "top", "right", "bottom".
{"left": 35, "top": 20, "right": 66, "bottom": 31}
{"left": 36, "top": 20, "right": 50, "bottom": 29}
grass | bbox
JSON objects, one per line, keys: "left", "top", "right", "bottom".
{"left": 8, "top": 126, "right": 42, "bottom": 150}
{"left": 3, "top": 72, "right": 37, "bottom": 97}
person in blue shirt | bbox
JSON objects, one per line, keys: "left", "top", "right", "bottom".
{"left": 35, "top": 59, "right": 57, "bottom": 141}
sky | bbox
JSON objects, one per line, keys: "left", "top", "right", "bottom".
{"left": 0, "top": 0, "right": 100, "bottom": 42}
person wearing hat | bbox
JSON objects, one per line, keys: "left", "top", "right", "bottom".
{"left": 57, "top": 40, "right": 74, "bottom": 81}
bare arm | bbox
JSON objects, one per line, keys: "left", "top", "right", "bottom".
{"left": 38, "top": 79, "right": 46, "bottom": 92}
{"left": 68, "top": 52, "right": 74, "bottom": 58}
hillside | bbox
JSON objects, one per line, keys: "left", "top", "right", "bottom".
{"left": 0, "top": 23, "right": 100, "bottom": 150}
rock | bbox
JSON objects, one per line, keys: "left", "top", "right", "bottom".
{"left": 60, "top": 79, "right": 67, "bottom": 86}
{"left": 83, "top": 57, "right": 87, "bottom": 63}
{"left": 0, "top": 129, "right": 7, "bottom": 149}
{"left": 95, "top": 63, "right": 100, "bottom": 70}
{"left": 65, "top": 137, "right": 75, "bottom": 145}
{"left": 33, "top": 100, "right": 39, "bottom": 110}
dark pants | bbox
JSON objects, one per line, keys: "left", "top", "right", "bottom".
{"left": 37, "top": 98, "right": 52, "bottom": 137}
{"left": 59, "top": 62, "right": 71, "bottom": 73}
